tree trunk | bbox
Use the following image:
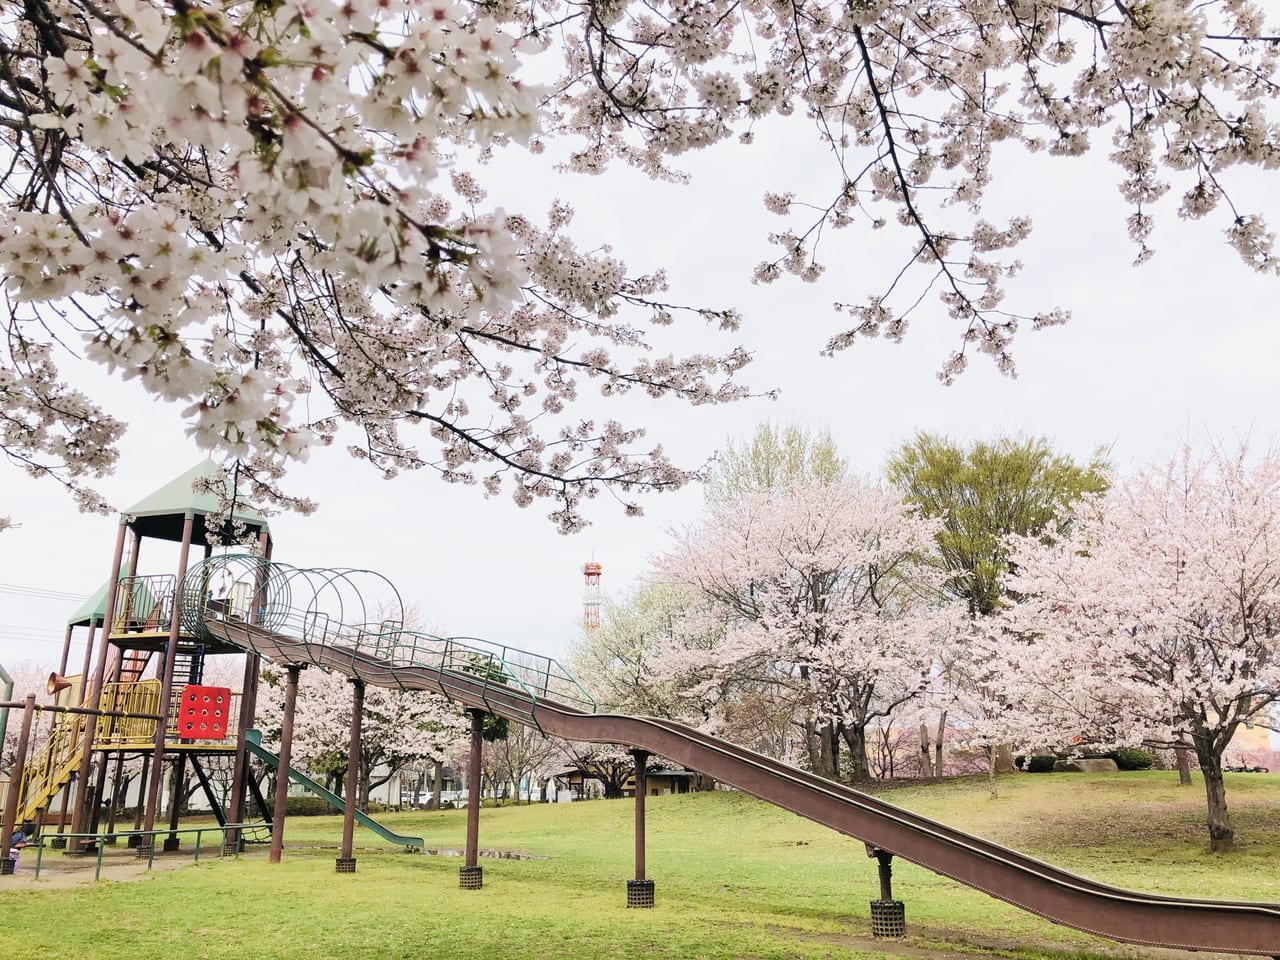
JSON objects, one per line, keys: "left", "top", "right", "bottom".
{"left": 1175, "top": 745, "right": 1192, "bottom": 786}
{"left": 933, "top": 709, "right": 947, "bottom": 777}
{"left": 987, "top": 746, "right": 998, "bottom": 799}
{"left": 992, "top": 743, "right": 1015, "bottom": 774}
{"left": 841, "top": 723, "right": 870, "bottom": 782}
{"left": 1195, "top": 745, "right": 1234, "bottom": 852}
{"left": 918, "top": 722, "right": 934, "bottom": 779}
{"left": 826, "top": 722, "right": 843, "bottom": 780}
{"left": 429, "top": 760, "right": 443, "bottom": 810}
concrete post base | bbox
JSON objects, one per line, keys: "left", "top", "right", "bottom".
{"left": 162, "top": 837, "right": 181, "bottom": 852}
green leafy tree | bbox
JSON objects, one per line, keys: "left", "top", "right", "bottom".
{"left": 886, "top": 434, "right": 1109, "bottom": 617}
{"left": 706, "top": 423, "right": 847, "bottom": 503}
{"left": 886, "top": 434, "right": 1108, "bottom": 781}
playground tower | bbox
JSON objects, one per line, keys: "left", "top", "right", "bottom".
{"left": 10, "top": 461, "right": 271, "bottom": 858}
{"left": 582, "top": 561, "right": 602, "bottom": 629}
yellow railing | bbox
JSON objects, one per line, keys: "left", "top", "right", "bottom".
{"left": 16, "top": 679, "right": 241, "bottom": 821}
{"left": 17, "top": 708, "right": 88, "bottom": 823}
{"left": 96, "top": 680, "right": 162, "bottom": 747}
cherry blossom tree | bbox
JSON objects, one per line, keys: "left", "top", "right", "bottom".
{"left": 256, "top": 665, "right": 468, "bottom": 806}
{"left": 4, "top": 2, "right": 1280, "bottom": 524}
{"left": 656, "top": 477, "right": 961, "bottom": 781}
{"left": 554, "top": 740, "right": 657, "bottom": 798}
{"left": 568, "top": 578, "right": 703, "bottom": 719}
{"left": 1, "top": 660, "right": 53, "bottom": 770}
{"left": 997, "top": 443, "right": 1280, "bottom": 851}
{"left": 487, "top": 720, "right": 559, "bottom": 803}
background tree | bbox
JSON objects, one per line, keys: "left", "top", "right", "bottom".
{"left": 489, "top": 723, "right": 560, "bottom": 804}
{"left": 997, "top": 442, "right": 1280, "bottom": 851}
{"left": 657, "top": 477, "right": 958, "bottom": 781}
{"left": 256, "top": 667, "right": 468, "bottom": 808}
{"left": 1, "top": 660, "right": 53, "bottom": 770}
{"left": 887, "top": 434, "right": 1109, "bottom": 616}
{"left": 568, "top": 580, "right": 703, "bottom": 721}
{"left": 705, "top": 423, "right": 847, "bottom": 504}
{"left": 554, "top": 741, "right": 654, "bottom": 800}
{"left": 887, "top": 433, "right": 1108, "bottom": 775}
{"left": 9, "top": 3, "right": 1278, "bottom": 524}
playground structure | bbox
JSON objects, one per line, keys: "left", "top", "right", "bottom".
{"left": 0, "top": 462, "right": 422, "bottom": 871}
{"left": 3, "top": 466, "right": 1280, "bottom": 954}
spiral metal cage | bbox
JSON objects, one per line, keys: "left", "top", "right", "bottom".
{"left": 180, "top": 554, "right": 597, "bottom": 727}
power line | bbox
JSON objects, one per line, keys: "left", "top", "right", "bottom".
{"left": 0, "top": 582, "right": 89, "bottom": 603}
{"left": 0, "top": 625, "right": 65, "bottom": 645}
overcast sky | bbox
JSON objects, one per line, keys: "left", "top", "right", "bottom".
{"left": 2, "top": 118, "right": 1277, "bottom": 680}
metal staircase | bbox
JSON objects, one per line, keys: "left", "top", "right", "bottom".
{"left": 15, "top": 707, "right": 88, "bottom": 824}
{"left": 118, "top": 650, "right": 152, "bottom": 683}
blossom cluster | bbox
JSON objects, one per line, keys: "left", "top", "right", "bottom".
{"left": 2, "top": 0, "right": 1279, "bottom": 523}
{"left": 0, "top": 0, "right": 752, "bottom": 527}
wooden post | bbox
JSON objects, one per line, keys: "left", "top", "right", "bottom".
{"left": 140, "top": 515, "right": 195, "bottom": 853}
{"left": 56, "top": 625, "right": 72, "bottom": 679}
{"left": 224, "top": 654, "right": 260, "bottom": 854}
{"left": 460, "top": 709, "right": 485, "bottom": 889}
{"left": 164, "top": 754, "right": 188, "bottom": 851}
{"left": 226, "top": 533, "right": 270, "bottom": 855}
{"left": 633, "top": 749, "right": 647, "bottom": 880}
{"left": 337, "top": 678, "right": 365, "bottom": 873}
{"left": 1, "top": 694, "right": 36, "bottom": 875}
{"left": 868, "top": 846, "right": 905, "bottom": 937}
{"left": 70, "top": 520, "right": 128, "bottom": 850}
{"left": 876, "top": 849, "right": 893, "bottom": 901}
{"left": 626, "top": 749, "right": 655, "bottom": 907}
{"left": 269, "top": 664, "right": 302, "bottom": 864}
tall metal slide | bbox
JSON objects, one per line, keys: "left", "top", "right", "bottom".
{"left": 184, "top": 555, "right": 1280, "bottom": 956}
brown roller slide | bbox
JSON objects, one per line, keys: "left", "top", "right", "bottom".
{"left": 206, "top": 618, "right": 1280, "bottom": 956}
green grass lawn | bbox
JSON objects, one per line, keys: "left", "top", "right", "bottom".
{"left": 3, "top": 771, "right": 1278, "bottom": 960}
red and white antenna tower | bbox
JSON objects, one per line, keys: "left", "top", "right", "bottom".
{"left": 582, "top": 561, "right": 603, "bottom": 629}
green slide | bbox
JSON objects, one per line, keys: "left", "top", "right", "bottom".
{"left": 245, "top": 729, "right": 423, "bottom": 850}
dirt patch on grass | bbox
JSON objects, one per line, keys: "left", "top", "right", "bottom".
{"left": 4, "top": 844, "right": 210, "bottom": 890}
{"left": 768, "top": 921, "right": 1250, "bottom": 960}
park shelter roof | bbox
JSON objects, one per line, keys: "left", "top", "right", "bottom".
{"left": 67, "top": 574, "right": 157, "bottom": 628}
{"left": 123, "top": 460, "right": 270, "bottom": 542}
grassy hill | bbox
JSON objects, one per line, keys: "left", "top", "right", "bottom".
{"left": 3, "top": 770, "right": 1278, "bottom": 960}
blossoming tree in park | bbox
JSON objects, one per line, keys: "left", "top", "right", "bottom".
{"left": 3, "top": 3, "right": 1279, "bottom": 527}
{"left": 256, "top": 665, "right": 469, "bottom": 807}
{"left": 656, "top": 478, "right": 961, "bottom": 781}
{"left": 997, "top": 444, "right": 1280, "bottom": 851}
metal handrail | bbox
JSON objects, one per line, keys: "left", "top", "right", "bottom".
{"left": 183, "top": 555, "right": 598, "bottom": 726}
{"left": 14, "top": 822, "right": 266, "bottom": 881}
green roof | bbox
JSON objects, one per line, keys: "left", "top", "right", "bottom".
{"left": 123, "top": 460, "right": 269, "bottom": 542}
{"left": 67, "top": 574, "right": 157, "bottom": 628}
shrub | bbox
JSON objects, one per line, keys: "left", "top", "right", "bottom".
{"left": 1111, "top": 747, "right": 1154, "bottom": 771}
{"left": 285, "top": 796, "right": 334, "bottom": 817}
{"left": 1026, "top": 755, "right": 1057, "bottom": 773}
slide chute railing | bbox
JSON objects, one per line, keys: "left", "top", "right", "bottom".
{"left": 180, "top": 554, "right": 596, "bottom": 729}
